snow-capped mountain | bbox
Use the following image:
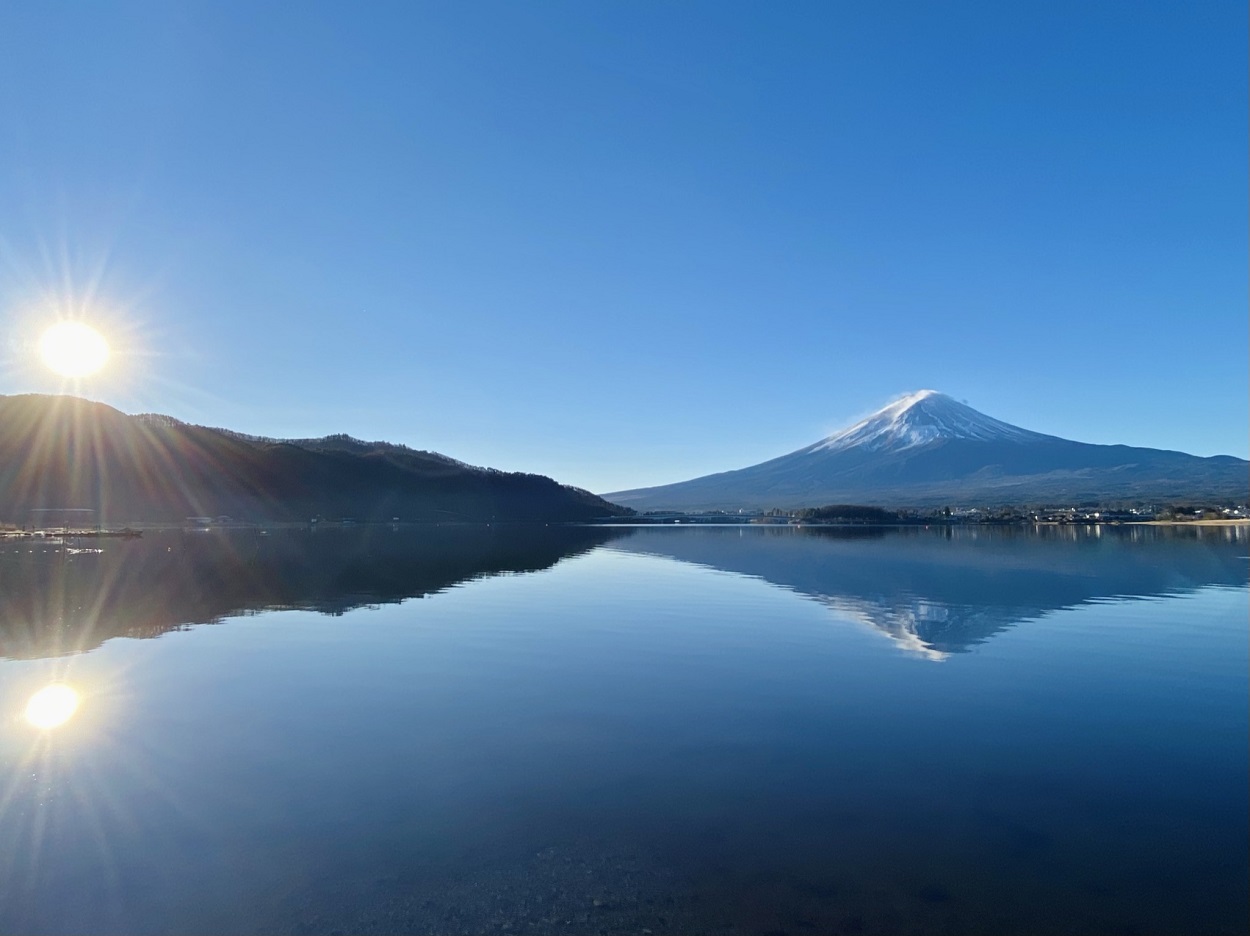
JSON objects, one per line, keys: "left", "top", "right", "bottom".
{"left": 812, "top": 390, "right": 1045, "bottom": 453}
{"left": 604, "top": 391, "right": 1249, "bottom": 510}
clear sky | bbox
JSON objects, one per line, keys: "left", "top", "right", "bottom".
{"left": 0, "top": 1, "right": 1245, "bottom": 493}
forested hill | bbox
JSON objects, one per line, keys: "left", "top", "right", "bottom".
{"left": 0, "top": 394, "right": 629, "bottom": 525}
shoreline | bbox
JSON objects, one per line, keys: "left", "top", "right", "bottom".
{"left": 1133, "top": 518, "right": 1250, "bottom": 526}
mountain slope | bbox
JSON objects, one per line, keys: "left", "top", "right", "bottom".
{"left": 0, "top": 394, "right": 629, "bottom": 524}
{"left": 605, "top": 390, "right": 1248, "bottom": 510}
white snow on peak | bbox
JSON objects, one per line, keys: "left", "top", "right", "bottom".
{"left": 813, "top": 391, "right": 1039, "bottom": 453}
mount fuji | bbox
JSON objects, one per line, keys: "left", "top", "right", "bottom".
{"left": 604, "top": 391, "right": 1249, "bottom": 510}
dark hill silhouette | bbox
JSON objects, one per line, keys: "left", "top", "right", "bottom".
{"left": 0, "top": 394, "right": 628, "bottom": 524}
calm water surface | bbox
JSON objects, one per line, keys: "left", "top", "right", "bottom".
{"left": 1, "top": 525, "right": 1246, "bottom": 935}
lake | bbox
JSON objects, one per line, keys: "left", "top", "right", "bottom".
{"left": 1, "top": 524, "right": 1246, "bottom": 935}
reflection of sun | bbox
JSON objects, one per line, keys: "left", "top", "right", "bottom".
{"left": 39, "top": 321, "right": 109, "bottom": 377}
{"left": 25, "top": 684, "right": 80, "bottom": 729}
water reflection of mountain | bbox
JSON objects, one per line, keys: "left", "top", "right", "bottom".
{"left": 608, "top": 524, "right": 1249, "bottom": 659}
{"left": 0, "top": 525, "right": 627, "bottom": 660}
{"left": 5, "top": 523, "right": 1245, "bottom": 663}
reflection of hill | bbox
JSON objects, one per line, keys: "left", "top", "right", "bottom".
{"left": 0, "top": 526, "right": 628, "bottom": 660}
{"left": 609, "top": 524, "right": 1249, "bottom": 659}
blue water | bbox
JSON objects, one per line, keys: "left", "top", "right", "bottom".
{"left": 0, "top": 525, "right": 1246, "bottom": 934}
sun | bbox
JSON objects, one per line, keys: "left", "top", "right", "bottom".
{"left": 25, "top": 684, "right": 80, "bottom": 729}
{"left": 39, "top": 321, "right": 110, "bottom": 378}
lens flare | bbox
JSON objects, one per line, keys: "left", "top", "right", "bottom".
{"left": 39, "top": 321, "right": 109, "bottom": 377}
{"left": 25, "top": 684, "right": 80, "bottom": 729}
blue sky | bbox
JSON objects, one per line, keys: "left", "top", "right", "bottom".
{"left": 0, "top": 1, "right": 1245, "bottom": 492}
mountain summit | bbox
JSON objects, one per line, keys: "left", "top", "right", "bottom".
{"left": 605, "top": 391, "right": 1248, "bottom": 510}
{"left": 812, "top": 390, "right": 1046, "bottom": 453}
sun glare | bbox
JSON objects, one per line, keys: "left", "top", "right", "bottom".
{"left": 39, "top": 321, "right": 110, "bottom": 378}
{"left": 25, "top": 684, "right": 80, "bottom": 729}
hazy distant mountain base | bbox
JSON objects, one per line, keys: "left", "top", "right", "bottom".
{"left": 610, "top": 458, "right": 1250, "bottom": 512}
{"left": 0, "top": 395, "right": 629, "bottom": 524}
{"left": 607, "top": 391, "right": 1249, "bottom": 510}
